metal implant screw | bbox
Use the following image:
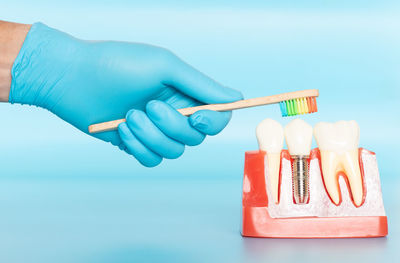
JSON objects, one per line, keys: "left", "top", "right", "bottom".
{"left": 291, "top": 155, "right": 310, "bottom": 204}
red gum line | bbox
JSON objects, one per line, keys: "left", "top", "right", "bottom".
{"left": 278, "top": 150, "right": 283, "bottom": 204}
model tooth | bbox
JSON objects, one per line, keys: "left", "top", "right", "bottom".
{"left": 314, "top": 120, "right": 364, "bottom": 206}
{"left": 284, "top": 119, "right": 313, "bottom": 156}
{"left": 284, "top": 118, "right": 313, "bottom": 204}
{"left": 256, "top": 118, "right": 284, "bottom": 204}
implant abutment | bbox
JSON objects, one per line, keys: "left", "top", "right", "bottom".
{"left": 291, "top": 155, "right": 310, "bottom": 204}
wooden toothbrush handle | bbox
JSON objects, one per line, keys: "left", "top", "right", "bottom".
{"left": 178, "top": 89, "right": 318, "bottom": 115}
{"left": 88, "top": 89, "right": 319, "bottom": 133}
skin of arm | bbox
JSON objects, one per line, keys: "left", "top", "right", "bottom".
{"left": 0, "top": 21, "right": 31, "bottom": 102}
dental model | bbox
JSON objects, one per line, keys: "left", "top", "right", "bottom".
{"left": 242, "top": 118, "right": 387, "bottom": 238}
{"left": 284, "top": 119, "right": 313, "bottom": 204}
{"left": 314, "top": 121, "right": 364, "bottom": 207}
{"left": 256, "top": 118, "right": 284, "bottom": 204}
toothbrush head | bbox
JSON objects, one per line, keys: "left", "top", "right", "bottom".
{"left": 279, "top": 97, "right": 318, "bottom": 117}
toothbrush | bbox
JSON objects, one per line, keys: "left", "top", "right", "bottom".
{"left": 88, "top": 89, "right": 319, "bottom": 133}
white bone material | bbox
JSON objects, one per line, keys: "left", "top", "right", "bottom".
{"left": 265, "top": 149, "right": 385, "bottom": 218}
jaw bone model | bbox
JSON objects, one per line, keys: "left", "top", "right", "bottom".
{"left": 243, "top": 118, "right": 387, "bottom": 238}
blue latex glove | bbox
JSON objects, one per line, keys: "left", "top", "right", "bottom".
{"left": 10, "top": 23, "right": 243, "bottom": 167}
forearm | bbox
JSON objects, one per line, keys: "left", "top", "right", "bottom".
{"left": 0, "top": 21, "right": 31, "bottom": 102}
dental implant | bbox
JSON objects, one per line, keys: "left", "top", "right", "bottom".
{"left": 284, "top": 119, "right": 313, "bottom": 204}
{"left": 291, "top": 155, "right": 310, "bottom": 204}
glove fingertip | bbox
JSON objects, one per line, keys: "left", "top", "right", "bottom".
{"left": 138, "top": 155, "right": 163, "bottom": 168}
{"left": 225, "top": 87, "right": 244, "bottom": 102}
{"left": 118, "top": 122, "right": 130, "bottom": 138}
{"left": 125, "top": 109, "right": 135, "bottom": 121}
{"left": 146, "top": 100, "right": 161, "bottom": 111}
{"left": 189, "top": 110, "right": 232, "bottom": 136}
{"left": 146, "top": 100, "right": 167, "bottom": 122}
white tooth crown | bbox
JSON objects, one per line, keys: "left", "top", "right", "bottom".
{"left": 284, "top": 119, "right": 313, "bottom": 204}
{"left": 256, "top": 119, "right": 284, "bottom": 153}
{"left": 314, "top": 121, "right": 359, "bottom": 153}
{"left": 256, "top": 118, "right": 284, "bottom": 204}
{"left": 314, "top": 120, "right": 364, "bottom": 206}
{"left": 284, "top": 118, "right": 313, "bottom": 156}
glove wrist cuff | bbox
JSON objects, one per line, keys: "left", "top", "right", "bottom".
{"left": 10, "top": 22, "right": 80, "bottom": 109}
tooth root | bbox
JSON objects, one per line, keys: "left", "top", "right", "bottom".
{"left": 256, "top": 118, "right": 284, "bottom": 205}
{"left": 320, "top": 151, "right": 341, "bottom": 205}
{"left": 342, "top": 149, "right": 364, "bottom": 206}
{"left": 320, "top": 150, "right": 364, "bottom": 207}
{"left": 314, "top": 121, "right": 364, "bottom": 207}
{"left": 267, "top": 153, "right": 281, "bottom": 204}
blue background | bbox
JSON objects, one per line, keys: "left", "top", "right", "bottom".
{"left": 1, "top": 1, "right": 399, "bottom": 262}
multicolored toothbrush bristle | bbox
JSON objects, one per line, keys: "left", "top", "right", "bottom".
{"left": 279, "top": 97, "right": 318, "bottom": 117}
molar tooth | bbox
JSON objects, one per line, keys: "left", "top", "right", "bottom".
{"left": 256, "top": 119, "right": 284, "bottom": 204}
{"left": 314, "top": 121, "right": 364, "bottom": 207}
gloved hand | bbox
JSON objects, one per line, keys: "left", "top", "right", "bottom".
{"left": 10, "top": 23, "right": 243, "bottom": 167}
